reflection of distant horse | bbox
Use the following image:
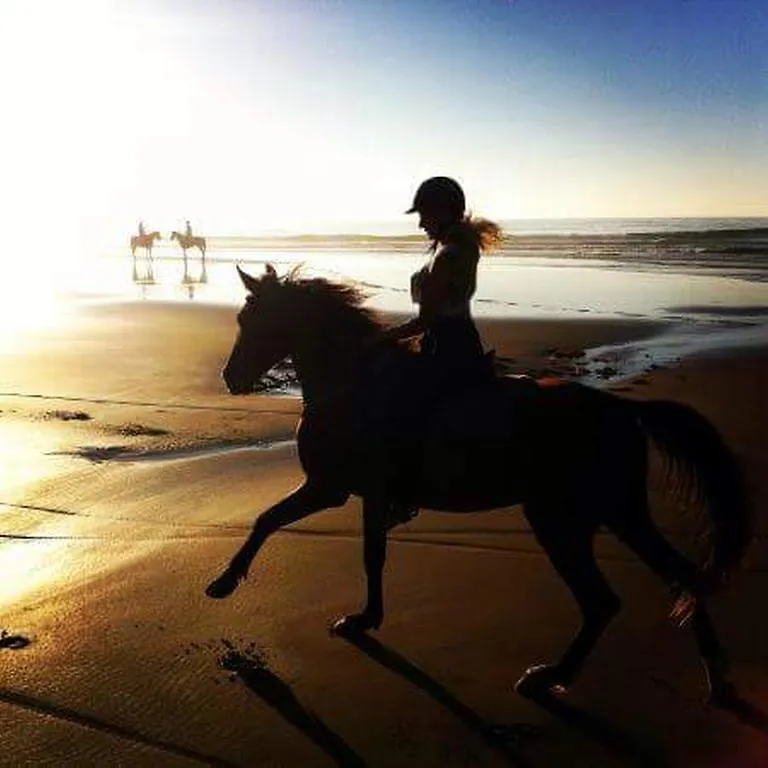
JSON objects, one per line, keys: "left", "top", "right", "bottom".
{"left": 131, "top": 231, "right": 161, "bottom": 287}
{"left": 171, "top": 231, "right": 208, "bottom": 284}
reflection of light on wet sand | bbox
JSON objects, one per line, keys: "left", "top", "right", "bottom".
{"left": 582, "top": 322, "right": 768, "bottom": 386}
{"left": 0, "top": 280, "right": 73, "bottom": 354}
{"left": 0, "top": 422, "right": 60, "bottom": 492}
{"left": 0, "top": 422, "right": 105, "bottom": 610}
{"left": 0, "top": 539, "right": 77, "bottom": 610}
{"left": 0, "top": 425, "right": 66, "bottom": 607}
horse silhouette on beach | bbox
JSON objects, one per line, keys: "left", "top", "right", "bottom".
{"left": 130, "top": 231, "right": 161, "bottom": 260}
{"left": 130, "top": 230, "right": 161, "bottom": 284}
{"left": 206, "top": 264, "right": 752, "bottom": 706}
{"left": 170, "top": 231, "right": 208, "bottom": 285}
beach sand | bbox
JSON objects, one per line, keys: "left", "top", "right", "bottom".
{"left": 0, "top": 300, "right": 766, "bottom": 766}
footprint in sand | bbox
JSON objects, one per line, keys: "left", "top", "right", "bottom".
{"left": 113, "top": 424, "right": 170, "bottom": 437}
{"left": 183, "top": 637, "right": 271, "bottom": 683}
{"left": 51, "top": 445, "right": 131, "bottom": 462}
{"left": 217, "top": 638, "right": 271, "bottom": 676}
{"left": 0, "top": 630, "right": 32, "bottom": 650}
{"left": 43, "top": 410, "right": 92, "bottom": 422}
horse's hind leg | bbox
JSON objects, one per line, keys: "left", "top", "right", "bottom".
{"left": 516, "top": 502, "right": 621, "bottom": 697}
{"left": 612, "top": 496, "right": 735, "bottom": 705}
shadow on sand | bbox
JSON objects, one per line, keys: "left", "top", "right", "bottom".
{"left": 222, "top": 651, "right": 365, "bottom": 767}
{"left": 339, "top": 629, "right": 538, "bottom": 766}
{"left": 717, "top": 692, "right": 768, "bottom": 733}
{"left": 342, "top": 630, "right": 684, "bottom": 767}
{"left": 519, "top": 687, "right": 670, "bottom": 768}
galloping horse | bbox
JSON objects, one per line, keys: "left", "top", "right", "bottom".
{"left": 206, "top": 264, "right": 752, "bottom": 705}
{"left": 130, "top": 231, "right": 161, "bottom": 260}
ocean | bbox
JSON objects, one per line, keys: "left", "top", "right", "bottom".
{"left": 61, "top": 217, "right": 768, "bottom": 381}
{"left": 108, "top": 216, "right": 767, "bottom": 313}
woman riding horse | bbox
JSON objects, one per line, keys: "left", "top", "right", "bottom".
{"left": 378, "top": 176, "right": 500, "bottom": 384}
{"left": 205, "top": 261, "right": 752, "bottom": 705}
{"left": 374, "top": 177, "right": 502, "bottom": 525}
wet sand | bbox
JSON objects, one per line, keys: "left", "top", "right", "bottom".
{"left": 0, "top": 300, "right": 766, "bottom": 766}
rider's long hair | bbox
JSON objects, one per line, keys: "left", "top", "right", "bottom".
{"left": 436, "top": 214, "right": 503, "bottom": 254}
{"left": 465, "top": 214, "right": 503, "bottom": 252}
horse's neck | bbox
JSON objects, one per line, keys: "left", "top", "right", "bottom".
{"left": 292, "top": 319, "right": 372, "bottom": 410}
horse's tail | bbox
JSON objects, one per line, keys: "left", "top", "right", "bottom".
{"left": 632, "top": 399, "right": 753, "bottom": 591}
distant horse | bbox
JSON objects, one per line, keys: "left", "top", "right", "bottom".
{"left": 206, "top": 264, "right": 752, "bottom": 706}
{"left": 130, "top": 231, "right": 161, "bottom": 260}
{"left": 170, "top": 231, "right": 207, "bottom": 283}
{"left": 170, "top": 230, "right": 207, "bottom": 257}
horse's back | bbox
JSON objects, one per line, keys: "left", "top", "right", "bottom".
{"left": 418, "top": 376, "right": 634, "bottom": 508}
{"left": 415, "top": 376, "right": 543, "bottom": 507}
{"left": 298, "top": 362, "right": 635, "bottom": 509}
{"left": 426, "top": 375, "right": 551, "bottom": 440}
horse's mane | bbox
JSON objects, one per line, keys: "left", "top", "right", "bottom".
{"left": 282, "top": 267, "right": 383, "bottom": 334}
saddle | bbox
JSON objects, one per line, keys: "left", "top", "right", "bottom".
{"left": 352, "top": 347, "right": 550, "bottom": 508}
{"left": 361, "top": 347, "right": 540, "bottom": 443}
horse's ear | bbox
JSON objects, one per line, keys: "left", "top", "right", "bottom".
{"left": 264, "top": 262, "right": 278, "bottom": 280}
{"left": 237, "top": 265, "right": 260, "bottom": 294}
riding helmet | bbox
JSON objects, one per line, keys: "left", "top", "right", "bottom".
{"left": 405, "top": 176, "right": 466, "bottom": 218}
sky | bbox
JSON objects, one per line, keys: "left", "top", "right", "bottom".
{"left": 0, "top": 0, "right": 766, "bottom": 255}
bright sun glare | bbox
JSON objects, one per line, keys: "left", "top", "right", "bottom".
{"left": 0, "top": 1, "right": 365, "bottom": 258}
{"left": 0, "top": 3, "right": 134, "bottom": 324}
{"left": 0, "top": 1, "right": 215, "bottom": 323}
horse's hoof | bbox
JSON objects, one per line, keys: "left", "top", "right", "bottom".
{"left": 330, "top": 613, "right": 382, "bottom": 636}
{"left": 514, "top": 664, "right": 570, "bottom": 699}
{"left": 205, "top": 570, "right": 243, "bottom": 599}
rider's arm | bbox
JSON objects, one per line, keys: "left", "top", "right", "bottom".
{"left": 366, "top": 266, "right": 429, "bottom": 346}
{"left": 377, "top": 315, "right": 425, "bottom": 343}
{"left": 368, "top": 245, "right": 468, "bottom": 347}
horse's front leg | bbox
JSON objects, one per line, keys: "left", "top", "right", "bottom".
{"left": 332, "top": 497, "right": 388, "bottom": 635}
{"left": 206, "top": 481, "right": 349, "bottom": 599}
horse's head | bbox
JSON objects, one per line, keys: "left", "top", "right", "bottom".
{"left": 223, "top": 264, "right": 381, "bottom": 396}
{"left": 223, "top": 264, "right": 296, "bottom": 394}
